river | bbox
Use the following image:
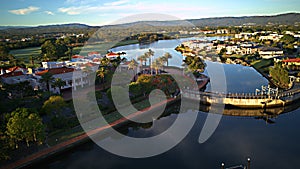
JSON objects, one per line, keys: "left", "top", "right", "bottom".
{"left": 27, "top": 38, "right": 300, "bottom": 169}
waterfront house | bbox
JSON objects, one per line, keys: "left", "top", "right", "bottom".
{"left": 258, "top": 47, "right": 284, "bottom": 59}
{"left": 35, "top": 67, "right": 88, "bottom": 92}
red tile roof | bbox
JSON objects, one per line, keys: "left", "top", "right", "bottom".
{"left": 0, "top": 71, "right": 24, "bottom": 78}
{"left": 82, "top": 62, "right": 97, "bottom": 67}
{"left": 72, "top": 55, "right": 84, "bottom": 59}
{"left": 35, "top": 67, "right": 75, "bottom": 76}
{"left": 7, "top": 66, "right": 23, "bottom": 72}
{"left": 283, "top": 58, "right": 300, "bottom": 63}
{"left": 88, "top": 51, "right": 100, "bottom": 55}
{"left": 106, "top": 52, "right": 119, "bottom": 57}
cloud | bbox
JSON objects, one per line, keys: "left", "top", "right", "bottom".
{"left": 104, "top": 0, "right": 129, "bottom": 6}
{"left": 9, "top": 6, "right": 40, "bottom": 15}
{"left": 45, "top": 11, "right": 55, "bottom": 15}
{"left": 58, "top": 7, "right": 83, "bottom": 15}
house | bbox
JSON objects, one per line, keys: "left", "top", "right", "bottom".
{"left": 106, "top": 52, "right": 119, "bottom": 59}
{"left": 225, "top": 45, "right": 239, "bottom": 55}
{"left": 282, "top": 58, "right": 300, "bottom": 66}
{"left": 258, "top": 47, "right": 284, "bottom": 59}
{"left": 259, "top": 34, "right": 283, "bottom": 41}
{"left": 217, "top": 29, "right": 229, "bottom": 34}
{"left": 42, "top": 62, "right": 65, "bottom": 69}
{"left": 0, "top": 71, "right": 27, "bottom": 84}
{"left": 216, "top": 44, "right": 227, "bottom": 53}
{"left": 88, "top": 51, "right": 101, "bottom": 58}
{"left": 35, "top": 67, "right": 89, "bottom": 92}
{"left": 71, "top": 55, "right": 85, "bottom": 62}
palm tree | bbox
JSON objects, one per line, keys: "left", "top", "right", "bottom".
{"left": 163, "top": 52, "right": 172, "bottom": 66}
{"left": 138, "top": 54, "right": 147, "bottom": 66}
{"left": 96, "top": 67, "right": 108, "bottom": 84}
{"left": 151, "top": 58, "right": 163, "bottom": 75}
{"left": 128, "top": 59, "right": 138, "bottom": 73}
{"left": 40, "top": 72, "right": 54, "bottom": 91}
{"left": 158, "top": 56, "right": 167, "bottom": 71}
{"left": 52, "top": 78, "right": 66, "bottom": 94}
{"left": 145, "top": 49, "right": 155, "bottom": 67}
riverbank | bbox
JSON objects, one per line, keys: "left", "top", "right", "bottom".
{"left": 0, "top": 96, "right": 179, "bottom": 169}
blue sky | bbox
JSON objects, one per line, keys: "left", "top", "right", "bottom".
{"left": 1, "top": 0, "right": 299, "bottom": 26}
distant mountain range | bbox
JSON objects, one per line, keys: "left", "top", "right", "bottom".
{"left": 0, "top": 13, "right": 299, "bottom": 31}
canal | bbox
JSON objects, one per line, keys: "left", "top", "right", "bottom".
{"left": 28, "top": 38, "right": 300, "bottom": 169}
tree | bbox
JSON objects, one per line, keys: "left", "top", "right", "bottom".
{"left": 52, "top": 78, "right": 66, "bottom": 94}
{"left": 41, "top": 96, "right": 66, "bottom": 115}
{"left": 151, "top": 58, "right": 164, "bottom": 75}
{"left": 0, "top": 45, "right": 9, "bottom": 60}
{"left": 128, "top": 59, "right": 138, "bottom": 75}
{"left": 145, "top": 49, "right": 155, "bottom": 67}
{"left": 40, "top": 72, "right": 54, "bottom": 91}
{"left": 270, "top": 63, "right": 290, "bottom": 89}
{"left": 41, "top": 40, "right": 56, "bottom": 61}
{"left": 138, "top": 54, "right": 147, "bottom": 66}
{"left": 163, "top": 52, "right": 172, "bottom": 66}
{"left": 183, "top": 56, "right": 206, "bottom": 73}
{"left": 280, "top": 34, "right": 296, "bottom": 44}
{"left": 6, "top": 108, "right": 45, "bottom": 148}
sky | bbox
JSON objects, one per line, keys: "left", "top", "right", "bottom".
{"left": 0, "top": 0, "right": 299, "bottom": 26}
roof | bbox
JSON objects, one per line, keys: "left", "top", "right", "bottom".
{"left": 72, "top": 55, "right": 84, "bottom": 59}
{"left": 0, "top": 71, "right": 24, "bottom": 78}
{"left": 7, "top": 66, "right": 23, "bottom": 72}
{"left": 106, "top": 52, "right": 119, "bottom": 57}
{"left": 283, "top": 58, "right": 300, "bottom": 63}
{"left": 35, "top": 67, "right": 75, "bottom": 76}
{"left": 82, "top": 62, "right": 98, "bottom": 67}
{"left": 259, "top": 47, "right": 282, "bottom": 51}
{"left": 88, "top": 51, "right": 100, "bottom": 55}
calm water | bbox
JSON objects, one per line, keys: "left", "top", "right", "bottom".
{"left": 27, "top": 38, "right": 300, "bottom": 169}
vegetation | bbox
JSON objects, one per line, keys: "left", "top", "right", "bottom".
{"left": 183, "top": 55, "right": 206, "bottom": 73}
{"left": 6, "top": 108, "right": 45, "bottom": 149}
{"left": 270, "top": 63, "right": 290, "bottom": 89}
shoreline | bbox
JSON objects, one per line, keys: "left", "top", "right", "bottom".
{"left": 0, "top": 97, "right": 179, "bottom": 169}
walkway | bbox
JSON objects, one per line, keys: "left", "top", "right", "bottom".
{"left": 0, "top": 97, "right": 175, "bottom": 169}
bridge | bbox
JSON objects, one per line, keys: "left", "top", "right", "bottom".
{"left": 182, "top": 88, "right": 300, "bottom": 108}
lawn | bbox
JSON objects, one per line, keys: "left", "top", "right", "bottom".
{"left": 10, "top": 47, "right": 41, "bottom": 62}
{"left": 251, "top": 59, "right": 273, "bottom": 69}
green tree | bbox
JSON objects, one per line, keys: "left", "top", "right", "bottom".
{"left": 163, "top": 52, "right": 172, "bottom": 66}
{"left": 0, "top": 45, "right": 9, "bottom": 60}
{"left": 138, "top": 54, "right": 147, "bottom": 66}
{"left": 183, "top": 55, "right": 206, "bottom": 73}
{"left": 40, "top": 72, "right": 54, "bottom": 91}
{"left": 280, "top": 34, "right": 296, "bottom": 44}
{"left": 270, "top": 63, "right": 290, "bottom": 89}
{"left": 145, "top": 49, "right": 155, "bottom": 67}
{"left": 6, "top": 108, "right": 45, "bottom": 148}
{"left": 52, "top": 78, "right": 66, "bottom": 94}
{"left": 41, "top": 96, "right": 66, "bottom": 115}
{"left": 128, "top": 59, "right": 138, "bottom": 74}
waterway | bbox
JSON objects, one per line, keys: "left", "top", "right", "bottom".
{"left": 27, "top": 38, "right": 300, "bottom": 169}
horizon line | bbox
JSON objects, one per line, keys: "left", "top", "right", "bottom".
{"left": 0, "top": 11, "right": 299, "bottom": 27}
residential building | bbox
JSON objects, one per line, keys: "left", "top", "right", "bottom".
{"left": 35, "top": 67, "right": 89, "bottom": 92}
{"left": 258, "top": 47, "right": 284, "bottom": 59}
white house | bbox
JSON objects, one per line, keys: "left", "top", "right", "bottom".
{"left": 258, "top": 47, "right": 284, "bottom": 59}
{"left": 35, "top": 67, "right": 89, "bottom": 93}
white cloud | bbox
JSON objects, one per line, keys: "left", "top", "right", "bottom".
{"left": 9, "top": 6, "right": 40, "bottom": 15}
{"left": 104, "top": 0, "right": 129, "bottom": 6}
{"left": 58, "top": 7, "right": 83, "bottom": 15}
{"left": 45, "top": 11, "right": 55, "bottom": 15}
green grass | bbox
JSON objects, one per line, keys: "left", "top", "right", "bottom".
{"left": 10, "top": 47, "right": 41, "bottom": 62}
{"left": 251, "top": 59, "right": 273, "bottom": 69}
{"left": 112, "top": 40, "right": 139, "bottom": 48}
